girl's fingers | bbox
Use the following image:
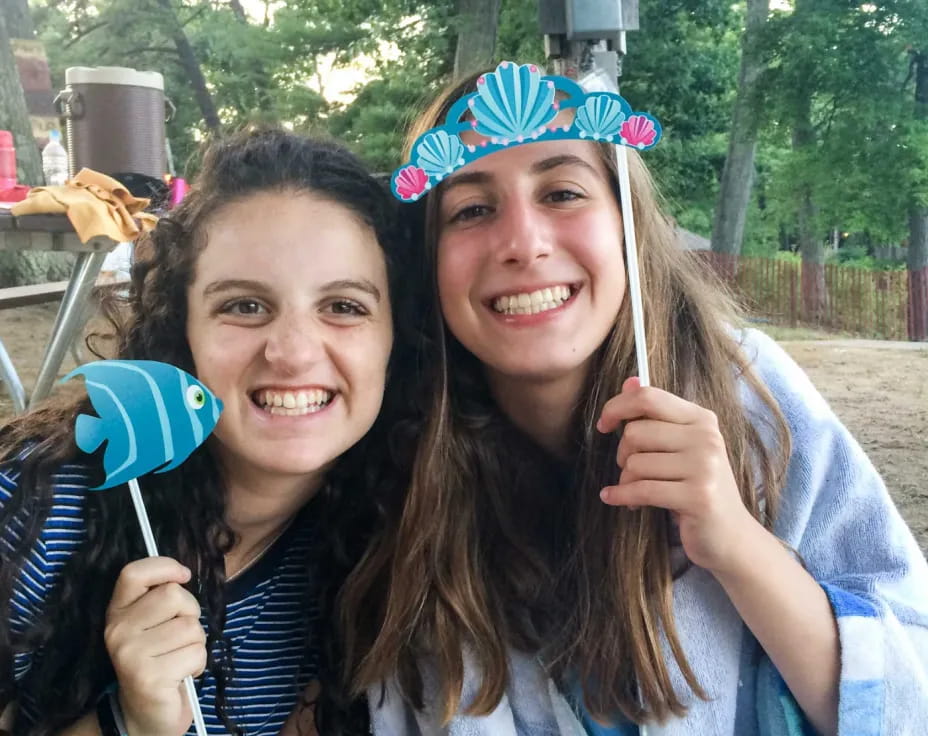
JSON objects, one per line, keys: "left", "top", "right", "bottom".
{"left": 109, "top": 557, "right": 192, "bottom": 611}
{"left": 600, "top": 479, "right": 688, "bottom": 511}
{"left": 616, "top": 420, "right": 693, "bottom": 467}
{"left": 156, "top": 640, "right": 208, "bottom": 681}
{"left": 619, "top": 452, "right": 690, "bottom": 483}
{"left": 112, "top": 582, "right": 201, "bottom": 632}
{"left": 119, "top": 640, "right": 209, "bottom": 693}
{"left": 112, "top": 619, "right": 207, "bottom": 681}
{"left": 108, "top": 611, "right": 204, "bottom": 666}
{"left": 139, "top": 615, "right": 206, "bottom": 658}
{"left": 598, "top": 384, "right": 714, "bottom": 434}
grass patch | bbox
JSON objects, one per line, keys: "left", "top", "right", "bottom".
{"left": 754, "top": 324, "right": 839, "bottom": 341}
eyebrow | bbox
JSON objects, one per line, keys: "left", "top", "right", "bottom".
{"left": 530, "top": 154, "right": 601, "bottom": 178}
{"left": 321, "top": 278, "right": 382, "bottom": 302}
{"left": 202, "top": 278, "right": 382, "bottom": 302}
{"left": 203, "top": 279, "right": 266, "bottom": 297}
{"left": 442, "top": 153, "right": 602, "bottom": 194}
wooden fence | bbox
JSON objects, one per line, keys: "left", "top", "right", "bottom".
{"left": 693, "top": 253, "right": 925, "bottom": 341}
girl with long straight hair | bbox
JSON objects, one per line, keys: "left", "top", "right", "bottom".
{"left": 341, "top": 64, "right": 928, "bottom": 735}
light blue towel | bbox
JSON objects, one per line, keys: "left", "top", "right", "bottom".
{"left": 369, "top": 329, "right": 928, "bottom": 735}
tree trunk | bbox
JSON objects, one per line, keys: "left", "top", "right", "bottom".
{"left": 5, "top": 0, "right": 56, "bottom": 146}
{"left": 792, "top": 69, "right": 824, "bottom": 324}
{"left": 228, "top": 0, "right": 248, "bottom": 22}
{"left": 4, "top": 0, "right": 35, "bottom": 37}
{"left": 908, "top": 50, "right": 928, "bottom": 341}
{"left": 453, "top": 0, "right": 501, "bottom": 80}
{"left": 155, "top": 0, "right": 221, "bottom": 132}
{"left": 0, "top": 9, "right": 41, "bottom": 184}
{"left": 710, "top": 0, "right": 768, "bottom": 268}
{"left": 797, "top": 188, "right": 824, "bottom": 325}
{"left": 0, "top": 7, "right": 74, "bottom": 286}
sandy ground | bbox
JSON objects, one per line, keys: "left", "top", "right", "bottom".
{"left": 778, "top": 340, "right": 928, "bottom": 554}
{"left": 0, "top": 304, "right": 925, "bottom": 554}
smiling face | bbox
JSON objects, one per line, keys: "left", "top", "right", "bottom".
{"left": 435, "top": 139, "right": 625, "bottom": 392}
{"left": 185, "top": 190, "right": 393, "bottom": 488}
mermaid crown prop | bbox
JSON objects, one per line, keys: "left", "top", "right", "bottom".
{"left": 391, "top": 61, "right": 662, "bottom": 202}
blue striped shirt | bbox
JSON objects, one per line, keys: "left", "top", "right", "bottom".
{"left": 1, "top": 461, "right": 320, "bottom": 735}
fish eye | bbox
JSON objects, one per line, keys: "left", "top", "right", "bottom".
{"left": 186, "top": 384, "right": 206, "bottom": 410}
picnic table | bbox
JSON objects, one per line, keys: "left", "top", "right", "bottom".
{"left": 0, "top": 209, "right": 118, "bottom": 413}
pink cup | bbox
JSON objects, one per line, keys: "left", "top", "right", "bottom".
{"left": 0, "top": 131, "right": 17, "bottom": 189}
{"left": 169, "top": 176, "right": 187, "bottom": 208}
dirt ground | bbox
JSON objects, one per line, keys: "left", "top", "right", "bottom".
{"left": 777, "top": 339, "right": 928, "bottom": 554}
{"left": 0, "top": 305, "right": 925, "bottom": 554}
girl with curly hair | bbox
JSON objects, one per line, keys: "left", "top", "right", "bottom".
{"left": 0, "top": 128, "right": 411, "bottom": 736}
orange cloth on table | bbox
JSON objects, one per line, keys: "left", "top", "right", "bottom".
{"left": 10, "top": 168, "right": 158, "bottom": 243}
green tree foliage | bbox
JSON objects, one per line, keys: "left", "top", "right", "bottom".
{"left": 327, "top": 1, "right": 456, "bottom": 172}
{"left": 752, "top": 1, "right": 928, "bottom": 250}
{"left": 24, "top": 0, "right": 927, "bottom": 277}
{"left": 620, "top": 1, "right": 742, "bottom": 234}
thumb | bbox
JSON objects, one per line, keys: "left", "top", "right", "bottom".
{"left": 596, "top": 375, "right": 645, "bottom": 433}
{"left": 622, "top": 376, "right": 642, "bottom": 393}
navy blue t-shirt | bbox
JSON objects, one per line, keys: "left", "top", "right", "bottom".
{"left": 2, "top": 461, "right": 320, "bottom": 735}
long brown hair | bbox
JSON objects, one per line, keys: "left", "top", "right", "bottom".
{"left": 340, "top": 71, "right": 791, "bottom": 726}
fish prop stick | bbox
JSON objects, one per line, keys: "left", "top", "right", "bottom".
{"left": 64, "top": 359, "right": 223, "bottom": 736}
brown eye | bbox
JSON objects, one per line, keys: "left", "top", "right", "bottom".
{"left": 328, "top": 300, "right": 367, "bottom": 316}
{"left": 221, "top": 299, "right": 267, "bottom": 315}
{"left": 547, "top": 189, "right": 582, "bottom": 203}
{"left": 448, "top": 204, "right": 492, "bottom": 224}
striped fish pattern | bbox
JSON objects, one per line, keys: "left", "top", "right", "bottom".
{"left": 63, "top": 360, "right": 223, "bottom": 489}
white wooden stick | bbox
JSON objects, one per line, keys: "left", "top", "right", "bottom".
{"left": 128, "top": 478, "right": 208, "bottom": 736}
{"left": 614, "top": 143, "right": 651, "bottom": 387}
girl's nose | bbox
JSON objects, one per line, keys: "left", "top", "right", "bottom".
{"left": 492, "top": 199, "right": 553, "bottom": 266}
{"left": 264, "top": 313, "right": 325, "bottom": 375}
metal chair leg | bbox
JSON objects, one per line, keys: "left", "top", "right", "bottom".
{"left": 0, "top": 338, "right": 27, "bottom": 415}
{"left": 29, "top": 251, "right": 107, "bottom": 409}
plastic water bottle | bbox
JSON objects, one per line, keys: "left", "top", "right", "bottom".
{"left": 0, "top": 130, "right": 16, "bottom": 189}
{"left": 42, "top": 130, "right": 69, "bottom": 186}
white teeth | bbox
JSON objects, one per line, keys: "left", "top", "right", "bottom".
{"left": 492, "top": 285, "right": 573, "bottom": 315}
{"left": 256, "top": 388, "right": 334, "bottom": 415}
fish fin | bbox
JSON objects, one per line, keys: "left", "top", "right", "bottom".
{"left": 74, "top": 413, "right": 107, "bottom": 454}
{"left": 152, "top": 457, "right": 180, "bottom": 474}
{"left": 60, "top": 365, "right": 86, "bottom": 384}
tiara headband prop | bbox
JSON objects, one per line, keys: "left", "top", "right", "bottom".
{"left": 392, "top": 61, "right": 662, "bottom": 202}
{"left": 392, "top": 61, "right": 660, "bottom": 387}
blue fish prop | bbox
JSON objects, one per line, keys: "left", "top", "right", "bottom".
{"left": 63, "top": 360, "right": 223, "bottom": 490}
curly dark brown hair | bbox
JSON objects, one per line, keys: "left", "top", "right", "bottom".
{"left": 0, "top": 128, "right": 415, "bottom": 735}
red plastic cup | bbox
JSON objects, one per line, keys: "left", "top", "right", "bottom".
{"left": 0, "top": 130, "right": 17, "bottom": 189}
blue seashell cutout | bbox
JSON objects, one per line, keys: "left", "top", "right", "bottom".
{"left": 575, "top": 94, "right": 628, "bottom": 141}
{"left": 415, "top": 130, "right": 466, "bottom": 180}
{"left": 469, "top": 62, "right": 558, "bottom": 141}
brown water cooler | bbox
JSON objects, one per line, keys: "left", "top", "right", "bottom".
{"left": 54, "top": 66, "right": 170, "bottom": 180}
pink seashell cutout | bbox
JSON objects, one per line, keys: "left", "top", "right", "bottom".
{"left": 621, "top": 115, "right": 657, "bottom": 148}
{"left": 394, "top": 165, "right": 429, "bottom": 200}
